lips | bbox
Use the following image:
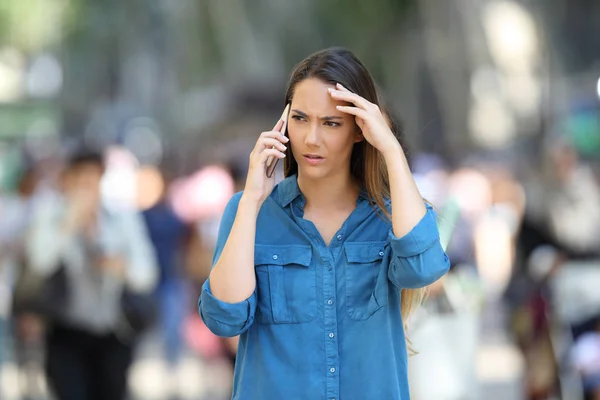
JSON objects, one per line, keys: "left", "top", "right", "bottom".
{"left": 302, "top": 154, "right": 325, "bottom": 165}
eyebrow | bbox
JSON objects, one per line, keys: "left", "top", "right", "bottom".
{"left": 291, "top": 109, "right": 344, "bottom": 121}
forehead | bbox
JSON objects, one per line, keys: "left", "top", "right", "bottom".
{"left": 291, "top": 78, "right": 346, "bottom": 116}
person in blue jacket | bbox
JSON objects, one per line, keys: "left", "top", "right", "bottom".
{"left": 198, "top": 47, "right": 450, "bottom": 400}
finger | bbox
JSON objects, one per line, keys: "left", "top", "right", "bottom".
{"left": 336, "top": 83, "right": 379, "bottom": 112}
{"left": 273, "top": 104, "right": 290, "bottom": 132}
{"left": 272, "top": 118, "right": 284, "bottom": 133}
{"left": 258, "top": 137, "right": 287, "bottom": 152}
{"left": 336, "top": 83, "right": 353, "bottom": 93}
{"left": 336, "top": 105, "right": 370, "bottom": 120}
{"left": 259, "top": 130, "right": 290, "bottom": 143}
{"left": 259, "top": 148, "right": 286, "bottom": 164}
{"left": 328, "top": 88, "right": 371, "bottom": 110}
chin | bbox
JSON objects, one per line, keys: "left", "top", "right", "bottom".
{"left": 297, "top": 166, "right": 332, "bottom": 181}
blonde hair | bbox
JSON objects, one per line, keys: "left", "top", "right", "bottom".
{"left": 282, "top": 47, "right": 428, "bottom": 334}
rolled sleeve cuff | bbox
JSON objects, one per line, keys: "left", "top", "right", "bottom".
{"left": 389, "top": 207, "right": 440, "bottom": 258}
{"left": 198, "top": 279, "right": 256, "bottom": 335}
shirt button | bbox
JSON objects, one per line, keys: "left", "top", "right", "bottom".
{"left": 327, "top": 299, "right": 333, "bottom": 305}
{"left": 329, "top": 332, "right": 335, "bottom": 338}
{"left": 330, "top": 367, "right": 336, "bottom": 373}
{"left": 336, "top": 235, "right": 342, "bottom": 241}
{"left": 327, "top": 264, "right": 332, "bottom": 270}
{"left": 272, "top": 255, "right": 278, "bottom": 260}
{"left": 379, "top": 251, "right": 384, "bottom": 256}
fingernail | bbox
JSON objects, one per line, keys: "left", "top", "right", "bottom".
{"left": 282, "top": 135, "right": 289, "bottom": 142}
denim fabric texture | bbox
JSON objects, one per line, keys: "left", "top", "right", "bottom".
{"left": 199, "top": 175, "right": 450, "bottom": 400}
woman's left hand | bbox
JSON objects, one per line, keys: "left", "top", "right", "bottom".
{"left": 329, "top": 83, "right": 400, "bottom": 156}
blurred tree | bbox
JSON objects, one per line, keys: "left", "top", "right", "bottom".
{"left": 0, "top": 0, "right": 483, "bottom": 167}
{"left": 0, "top": 0, "right": 65, "bottom": 52}
{"left": 537, "top": 0, "right": 600, "bottom": 74}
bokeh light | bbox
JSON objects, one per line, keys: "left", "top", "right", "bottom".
{"left": 123, "top": 118, "right": 164, "bottom": 166}
{"left": 483, "top": 1, "right": 539, "bottom": 73}
{"left": 448, "top": 169, "right": 493, "bottom": 219}
{"left": 135, "top": 166, "right": 165, "bottom": 210}
{"left": 169, "top": 165, "right": 234, "bottom": 222}
{"left": 100, "top": 146, "right": 139, "bottom": 210}
{"left": 0, "top": 48, "right": 25, "bottom": 103}
{"left": 25, "top": 53, "right": 62, "bottom": 98}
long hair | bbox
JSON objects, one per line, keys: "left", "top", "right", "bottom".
{"left": 282, "top": 47, "right": 427, "bottom": 335}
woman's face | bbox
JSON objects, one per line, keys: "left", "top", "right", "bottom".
{"left": 287, "top": 78, "right": 363, "bottom": 181}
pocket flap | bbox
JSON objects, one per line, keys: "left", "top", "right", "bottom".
{"left": 344, "top": 241, "right": 388, "bottom": 263}
{"left": 255, "top": 244, "right": 312, "bottom": 267}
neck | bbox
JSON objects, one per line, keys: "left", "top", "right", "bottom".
{"left": 297, "top": 171, "right": 359, "bottom": 211}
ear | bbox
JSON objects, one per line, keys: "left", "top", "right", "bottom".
{"left": 353, "top": 127, "right": 364, "bottom": 143}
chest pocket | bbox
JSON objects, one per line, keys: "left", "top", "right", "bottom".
{"left": 344, "top": 241, "right": 389, "bottom": 320}
{"left": 254, "top": 244, "right": 316, "bottom": 324}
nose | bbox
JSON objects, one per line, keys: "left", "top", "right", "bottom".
{"left": 304, "top": 123, "right": 321, "bottom": 147}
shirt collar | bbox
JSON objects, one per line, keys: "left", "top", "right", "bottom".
{"left": 277, "top": 175, "right": 303, "bottom": 208}
{"left": 276, "top": 175, "right": 369, "bottom": 208}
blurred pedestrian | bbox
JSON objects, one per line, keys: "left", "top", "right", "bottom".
{"left": 26, "top": 150, "right": 158, "bottom": 400}
{"left": 141, "top": 172, "right": 190, "bottom": 367}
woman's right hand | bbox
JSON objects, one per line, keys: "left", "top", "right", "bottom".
{"left": 242, "top": 106, "right": 290, "bottom": 205}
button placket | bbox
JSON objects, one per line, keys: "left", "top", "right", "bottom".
{"left": 320, "top": 250, "right": 338, "bottom": 400}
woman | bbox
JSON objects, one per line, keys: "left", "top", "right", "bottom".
{"left": 199, "top": 47, "right": 450, "bottom": 400}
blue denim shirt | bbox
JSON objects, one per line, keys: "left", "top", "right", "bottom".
{"left": 199, "top": 175, "right": 450, "bottom": 400}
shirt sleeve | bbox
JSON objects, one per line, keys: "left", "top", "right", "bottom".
{"left": 26, "top": 197, "right": 74, "bottom": 276}
{"left": 198, "top": 192, "right": 258, "bottom": 337}
{"left": 388, "top": 204, "right": 450, "bottom": 289}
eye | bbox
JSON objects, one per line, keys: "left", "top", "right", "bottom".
{"left": 291, "top": 115, "right": 306, "bottom": 122}
{"left": 324, "top": 121, "right": 341, "bottom": 127}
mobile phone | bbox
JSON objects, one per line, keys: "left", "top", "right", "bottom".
{"left": 266, "top": 104, "right": 290, "bottom": 178}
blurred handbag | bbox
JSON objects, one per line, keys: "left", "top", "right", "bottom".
{"left": 119, "top": 287, "right": 157, "bottom": 337}
{"left": 12, "top": 260, "right": 70, "bottom": 322}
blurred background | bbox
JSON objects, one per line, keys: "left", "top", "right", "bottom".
{"left": 0, "top": 0, "right": 600, "bottom": 399}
